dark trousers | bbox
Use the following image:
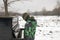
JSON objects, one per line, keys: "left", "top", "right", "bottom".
{"left": 24, "top": 37, "right": 34, "bottom": 40}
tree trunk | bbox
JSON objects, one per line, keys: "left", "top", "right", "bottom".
{"left": 3, "top": 0, "right": 9, "bottom": 16}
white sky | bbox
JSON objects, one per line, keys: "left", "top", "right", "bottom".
{"left": 0, "top": 0, "right": 59, "bottom": 13}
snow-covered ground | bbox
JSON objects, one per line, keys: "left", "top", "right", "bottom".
{"left": 18, "top": 16, "right": 60, "bottom": 40}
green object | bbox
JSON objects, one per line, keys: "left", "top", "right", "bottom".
{"left": 24, "top": 17, "right": 37, "bottom": 38}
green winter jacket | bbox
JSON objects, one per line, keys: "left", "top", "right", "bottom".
{"left": 24, "top": 18, "right": 37, "bottom": 38}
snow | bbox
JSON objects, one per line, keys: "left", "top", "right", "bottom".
{"left": 18, "top": 16, "right": 60, "bottom": 40}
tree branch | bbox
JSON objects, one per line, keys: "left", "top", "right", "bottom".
{"left": 7, "top": 0, "right": 20, "bottom": 5}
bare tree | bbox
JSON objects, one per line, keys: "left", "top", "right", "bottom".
{"left": 42, "top": 7, "right": 47, "bottom": 15}
{"left": 53, "top": 0, "right": 60, "bottom": 15}
{"left": 3, "top": 0, "right": 20, "bottom": 16}
{"left": 55, "top": 0, "right": 60, "bottom": 8}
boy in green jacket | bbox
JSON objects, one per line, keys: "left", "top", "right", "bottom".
{"left": 22, "top": 13, "right": 37, "bottom": 40}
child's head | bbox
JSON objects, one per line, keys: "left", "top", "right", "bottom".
{"left": 30, "top": 16, "right": 34, "bottom": 19}
{"left": 30, "top": 16, "right": 35, "bottom": 21}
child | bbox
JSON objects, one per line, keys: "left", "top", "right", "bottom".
{"left": 22, "top": 13, "right": 37, "bottom": 40}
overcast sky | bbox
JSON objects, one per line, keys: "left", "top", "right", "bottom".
{"left": 0, "top": 0, "right": 59, "bottom": 13}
